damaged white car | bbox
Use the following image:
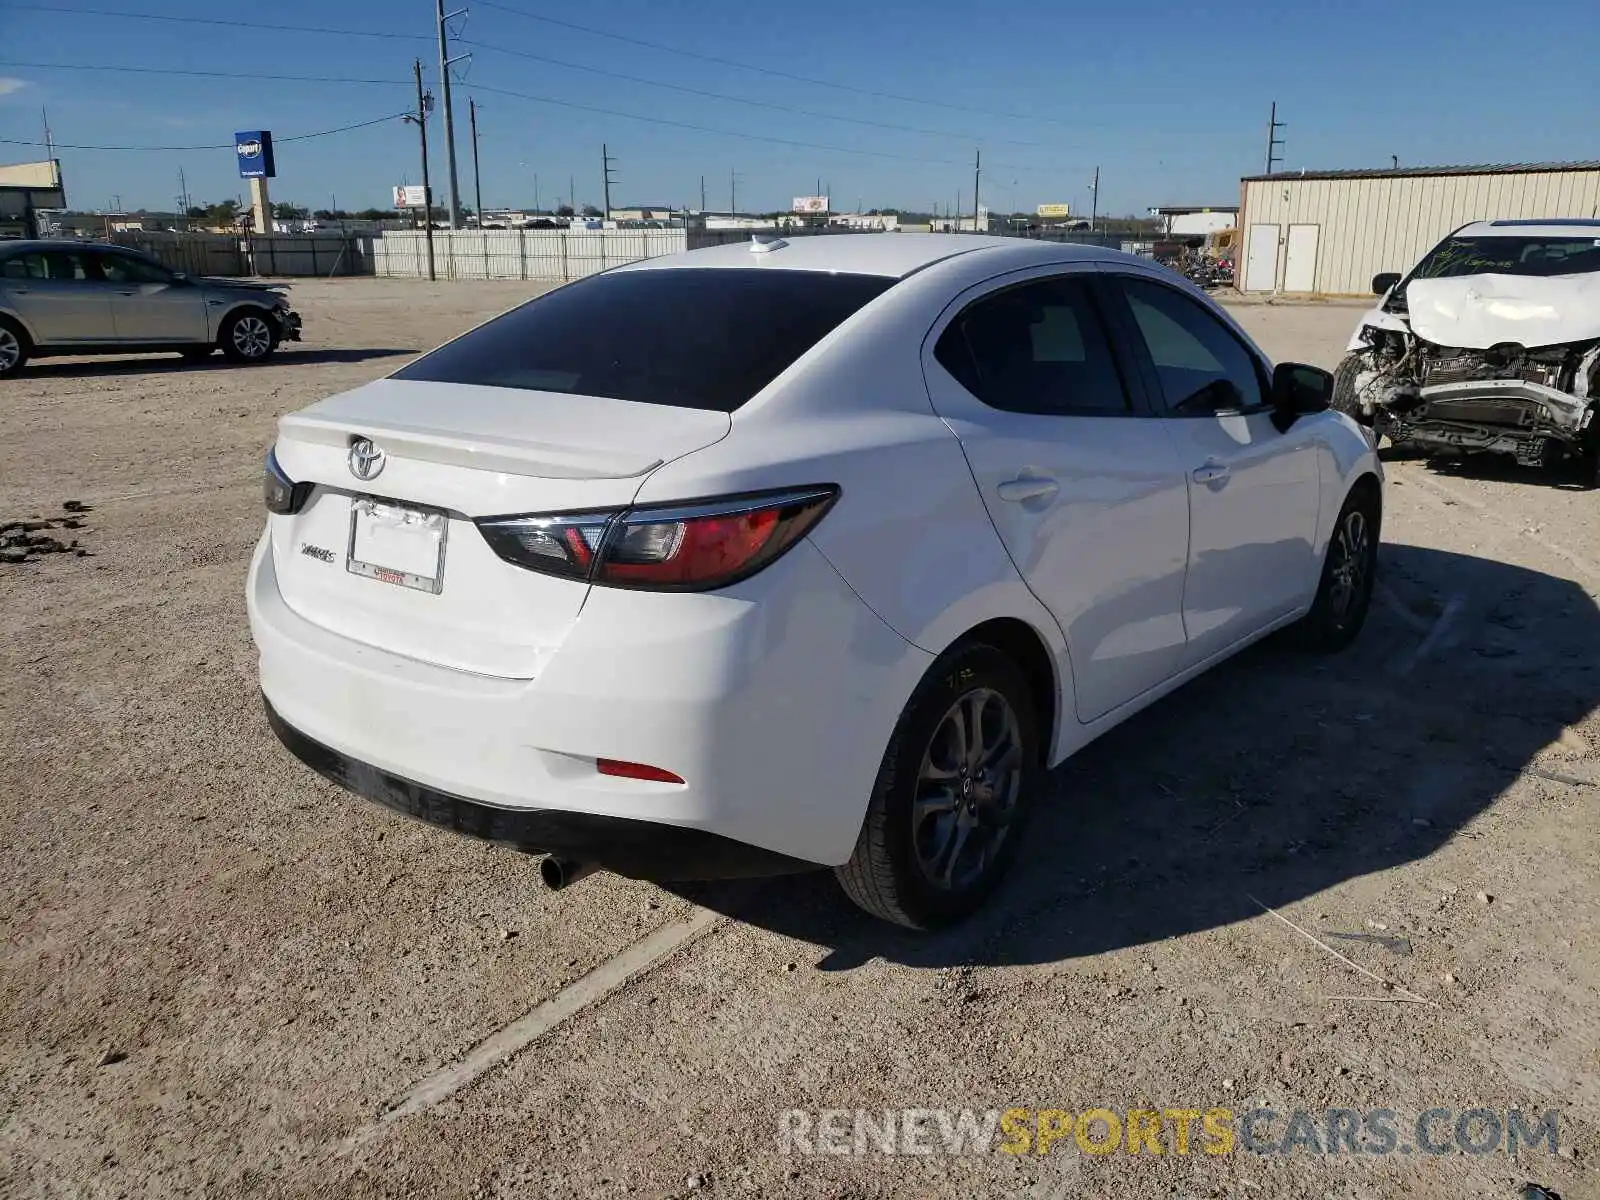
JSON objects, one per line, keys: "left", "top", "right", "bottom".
{"left": 1333, "top": 219, "right": 1600, "bottom": 485}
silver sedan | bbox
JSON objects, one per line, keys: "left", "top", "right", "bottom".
{"left": 0, "top": 240, "right": 302, "bottom": 376}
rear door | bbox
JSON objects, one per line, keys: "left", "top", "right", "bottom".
{"left": 0, "top": 249, "right": 117, "bottom": 344}
{"left": 922, "top": 264, "right": 1192, "bottom": 723}
{"left": 94, "top": 250, "right": 207, "bottom": 342}
{"left": 1102, "top": 270, "right": 1320, "bottom": 666}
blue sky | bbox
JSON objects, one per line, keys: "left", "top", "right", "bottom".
{"left": 1, "top": 0, "right": 1596, "bottom": 217}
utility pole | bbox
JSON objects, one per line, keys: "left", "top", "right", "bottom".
{"left": 973, "top": 148, "right": 981, "bottom": 230}
{"left": 602, "top": 143, "right": 616, "bottom": 220}
{"left": 700, "top": 175, "right": 706, "bottom": 213}
{"left": 1089, "top": 165, "right": 1100, "bottom": 232}
{"left": 436, "top": 0, "right": 470, "bottom": 229}
{"left": 1264, "top": 101, "right": 1285, "bottom": 174}
{"left": 177, "top": 167, "right": 189, "bottom": 216}
{"left": 405, "top": 58, "right": 437, "bottom": 281}
{"left": 729, "top": 168, "right": 737, "bottom": 217}
{"left": 468, "top": 98, "right": 483, "bottom": 224}
{"left": 569, "top": 175, "right": 575, "bottom": 213}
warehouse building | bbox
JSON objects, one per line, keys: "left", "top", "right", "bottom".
{"left": 1237, "top": 161, "right": 1600, "bottom": 295}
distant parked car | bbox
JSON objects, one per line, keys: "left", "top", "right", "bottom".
{"left": 0, "top": 240, "right": 302, "bottom": 377}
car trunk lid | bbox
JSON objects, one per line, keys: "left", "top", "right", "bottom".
{"left": 266, "top": 379, "right": 730, "bottom": 678}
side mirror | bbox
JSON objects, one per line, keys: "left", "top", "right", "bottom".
{"left": 1371, "top": 271, "right": 1401, "bottom": 296}
{"left": 1270, "top": 361, "right": 1333, "bottom": 432}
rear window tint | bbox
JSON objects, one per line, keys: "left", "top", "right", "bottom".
{"left": 394, "top": 267, "right": 896, "bottom": 411}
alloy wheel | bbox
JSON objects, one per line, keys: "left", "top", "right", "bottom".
{"left": 0, "top": 327, "right": 20, "bottom": 372}
{"left": 911, "top": 687, "right": 1023, "bottom": 892}
{"left": 231, "top": 315, "right": 272, "bottom": 359}
{"left": 1327, "top": 508, "right": 1370, "bottom": 628}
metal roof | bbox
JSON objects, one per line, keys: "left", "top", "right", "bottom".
{"left": 1241, "top": 160, "right": 1600, "bottom": 183}
{"left": 618, "top": 232, "right": 1119, "bottom": 279}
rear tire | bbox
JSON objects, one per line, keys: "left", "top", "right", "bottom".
{"left": 219, "top": 309, "right": 277, "bottom": 364}
{"left": 835, "top": 642, "right": 1042, "bottom": 929}
{"left": 0, "top": 318, "right": 29, "bottom": 378}
{"left": 1293, "top": 483, "right": 1380, "bottom": 653}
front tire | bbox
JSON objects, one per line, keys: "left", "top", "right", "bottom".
{"left": 835, "top": 642, "right": 1042, "bottom": 929}
{"left": 1293, "top": 484, "right": 1380, "bottom": 653}
{"left": 219, "top": 309, "right": 277, "bottom": 364}
{"left": 1330, "top": 354, "right": 1371, "bottom": 425}
{"left": 0, "top": 318, "right": 29, "bottom": 378}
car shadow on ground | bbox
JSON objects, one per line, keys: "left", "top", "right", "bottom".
{"left": 672, "top": 543, "right": 1599, "bottom": 970}
{"left": 1419, "top": 451, "right": 1596, "bottom": 492}
{"left": 21, "top": 348, "right": 414, "bottom": 378}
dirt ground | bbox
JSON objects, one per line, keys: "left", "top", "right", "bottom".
{"left": 1, "top": 278, "right": 1596, "bottom": 1200}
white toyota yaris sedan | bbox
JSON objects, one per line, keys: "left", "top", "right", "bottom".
{"left": 249, "top": 234, "right": 1381, "bottom": 928}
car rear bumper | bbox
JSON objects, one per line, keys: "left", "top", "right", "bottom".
{"left": 247, "top": 529, "right": 930, "bottom": 873}
{"left": 263, "top": 698, "right": 815, "bottom": 879}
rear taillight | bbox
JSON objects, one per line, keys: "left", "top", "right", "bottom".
{"left": 264, "top": 448, "right": 313, "bottom": 515}
{"left": 476, "top": 485, "right": 837, "bottom": 592}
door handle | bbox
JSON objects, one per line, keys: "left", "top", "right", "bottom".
{"left": 996, "top": 476, "right": 1060, "bottom": 503}
{"left": 1192, "top": 461, "right": 1231, "bottom": 485}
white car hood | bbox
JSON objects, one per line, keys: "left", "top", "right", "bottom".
{"left": 1406, "top": 272, "right": 1600, "bottom": 349}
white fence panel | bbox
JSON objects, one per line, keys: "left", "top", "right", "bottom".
{"left": 374, "top": 228, "right": 686, "bottom": 281}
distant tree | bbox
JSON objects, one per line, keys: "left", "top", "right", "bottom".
{"left": 556, "top": 204, "right": 575, "bottom": 217}
{"left": 356, "top": 208, "right": 388, "bottom": 221}
{"left": 581, "top": 204, "right": 603, "bottom": 217}
{"left": 205, "top": 198, "right": 240, "bottom": 226}
{"left": 185, "top": 205, "right": 207, "bottom": 219}
{"left": 272, "top": 202, "right": 310, "bottom": 221}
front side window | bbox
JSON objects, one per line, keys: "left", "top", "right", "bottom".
{"left": 98, "top": 253, "right": 173, "bottom": 284}
{"left": 933, "top": 275, "right": 1130, "bottom": 415}
{"left": 1117, "top": 277, "right": 1266, "bottom": 414}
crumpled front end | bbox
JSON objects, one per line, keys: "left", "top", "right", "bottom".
{"left": 1341, "top": 275, "right": 1600, "bottom": 468}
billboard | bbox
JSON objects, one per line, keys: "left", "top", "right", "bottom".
{"left": 393, "top": 185, "right": 430, "bottom": 209}
{"left": 1036, "top": 203, "right": 1071, "bottom": 218}
{"left": 792, "top": 195, "right": 829, "bottom": 214}
{"left": 235, "top": 131, "right": 276, "bottom": 179}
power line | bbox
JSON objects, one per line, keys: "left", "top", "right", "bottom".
{"left": 458, "top": 39, "right": 1035, "bottom": 147}
{"left": 0, "top": 60, "right": 413, "bottom": 86}
{"left": 0, "top": 111, "right": 411, "bottom": 152}
{"left": 6, "top": 2, "right": 428, "bottom": 40}
{"left": 461, "top": 81, "right": 1004, "bottom": 168}
{"left": 473, "top": 0, "right": 1071, "bottom": 126}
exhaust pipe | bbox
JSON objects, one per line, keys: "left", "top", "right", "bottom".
{"left": 539, "top": 856, "right": 599, "bottom": 891}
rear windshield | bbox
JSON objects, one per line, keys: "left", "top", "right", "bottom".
{"left": 394, "top": 267, "right": 895, "bottom": 411}
{"left": 1410, "top": 235, "right": 1600, "bottom": 280}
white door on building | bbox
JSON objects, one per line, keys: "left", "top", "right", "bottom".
{"left": 1244, "top": 224, "right": 1279, "bottom": 291}
{"left": 1283, "top": 224, "right": 1320, "bottom": 292}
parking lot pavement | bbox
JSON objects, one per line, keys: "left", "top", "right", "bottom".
{"left": 1, "top": 280, "right": 1596, "bottom": 1199}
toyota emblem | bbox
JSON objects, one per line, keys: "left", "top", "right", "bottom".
{"left": 348, "top": 437, "right": 386, "bottom": 481}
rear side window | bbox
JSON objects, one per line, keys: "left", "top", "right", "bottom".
{"left": 395, "top": 268, "right": 895, "bottom": 412}
{"left": 2, "top": 252, "right": 88, "bottom": 281}
{"left": 934, "top": 274, "right": 1131, "bottom": 415}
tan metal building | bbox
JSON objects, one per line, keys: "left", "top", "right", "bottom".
{"left": 1237, "top": 161, "right": 1600, "bottom": 295}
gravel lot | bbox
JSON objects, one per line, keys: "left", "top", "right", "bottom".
{"left": 2, "top": 278, "right": 1597, "bottom": 1200}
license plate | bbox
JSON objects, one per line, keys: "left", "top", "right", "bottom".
{"left": 347, "top": 498, "right": 447, "bottom": 594}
